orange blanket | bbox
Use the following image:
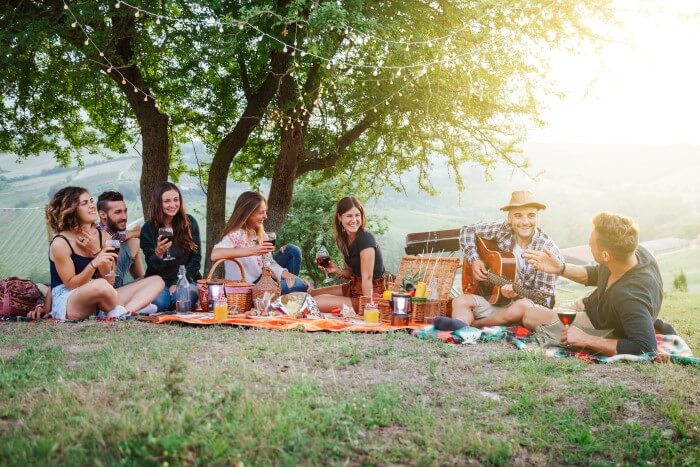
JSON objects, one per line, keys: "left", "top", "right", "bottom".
{"left": 138, "top": 312, "right": 423, "bottom": 333}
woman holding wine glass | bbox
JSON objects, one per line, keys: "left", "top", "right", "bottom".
{"left": 140, "top": 182, "right": 201, "bottom": 312}
{"left": 310, "top": 196, "right": 386, "bottom": 313}
{"left": 45, "top": 186, "right": 163, "bottom": 321}
{"left": 211, "top": 191, "right": 309, "bottom": 294}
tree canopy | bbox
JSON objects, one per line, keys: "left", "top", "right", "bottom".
{"left": 1, "top": 0, "right": 614, "bottom": 263}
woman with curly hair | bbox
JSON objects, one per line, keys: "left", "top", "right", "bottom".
{"left": 140, "top": 182, "right": 201, "bottom": 312}
{"left": 46, "top": 186, "right": 163, "bottom": 321}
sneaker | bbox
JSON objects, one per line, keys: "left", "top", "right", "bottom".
{"left": 106, "top": 305, "right": 129, "bottom": 319}
{"left": 136, "top": 304, "right": 158, "bottom": 316}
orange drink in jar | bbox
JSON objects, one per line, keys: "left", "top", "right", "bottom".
{"left": 364, "top": 304, "right": 380, "bottom": 323}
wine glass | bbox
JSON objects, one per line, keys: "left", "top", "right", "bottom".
{"left": 104, "top": 239, "right": 121, "bottom": 277}
{"left": 265, "top": 232, "right": 277, "bottom": 247}
{"left": 315, "top": 246, "right": 332, "bottom": 284}
{"left": 556, "top": 299, "right": 577, "bottom": 328}
{"left": 158, "top": 227, "right": 175, "bottom": 261}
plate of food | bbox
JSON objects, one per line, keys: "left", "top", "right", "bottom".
{"left": 345, "top": 318, "right": 382, "bottom": 327}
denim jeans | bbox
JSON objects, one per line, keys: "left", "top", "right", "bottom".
{"left": 273, "top": 244, "right": 302, "bottom": 276}
{"left": 280, "top": 276, "right": 308, "bottom": 294}
{"left": 154, "top": 284, "right": 199, "bottom": 313}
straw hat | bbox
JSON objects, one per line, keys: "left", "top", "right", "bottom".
{"left": 500, "top": 190, "right": 547, "bottom": 211}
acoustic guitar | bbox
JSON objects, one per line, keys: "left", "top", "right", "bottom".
{"left": 403, "top": 229, "right": 555, "bottom": 308}
{"left": 463, "top": 237, "right": 555, "bottom": 308}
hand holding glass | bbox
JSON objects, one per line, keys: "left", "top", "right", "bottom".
{"left": 158, "top": 227, "right": 174, "bottom": 261}
{"left": 315, "top": 246, "right": 332, "bottom": 284}
{"left": 104, "top": 239, "right": 121, "bottom": 277}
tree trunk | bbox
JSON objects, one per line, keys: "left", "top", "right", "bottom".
{"left": 136, "top": 109, "right": 169, "bottom": 219}
{"left": 204, "top": 51, "right": 290, "bottom": 271}
{"left": 266, "top": 125, "right": 303, "bottom": 232}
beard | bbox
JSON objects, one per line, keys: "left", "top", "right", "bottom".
{"left": 106, "top": 217, "right": 126, "bottom": 232}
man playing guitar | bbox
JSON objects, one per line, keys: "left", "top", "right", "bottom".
{"left": 439, "top": 191, "right": 563, "bottom": 331}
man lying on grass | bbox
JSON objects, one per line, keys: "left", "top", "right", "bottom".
{"left": 521, "top": 212, "right": 663, "bottom": 356}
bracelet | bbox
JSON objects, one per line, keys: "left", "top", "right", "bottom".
{"left": 558, "top": 262, "right": 566, "bottom": 275}
{"left": 90, "top": 262, "right": 98, "bottom": 269}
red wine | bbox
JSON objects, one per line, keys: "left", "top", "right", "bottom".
{"left": 316, "top": 256, "right": 330, "bottom": 268}
{"left": 557, "top": 311, "right": 577, "bottom": 326}
{"left": 266, "top": 238, "right": 277, "bottom": 247}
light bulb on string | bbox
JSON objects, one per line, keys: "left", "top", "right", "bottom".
{"left": 121, "top": 78, "right": 126, "bottom": 84}
{"left": 156, "top": 17, "right": 161, "bottom": 25}
{"left": 372, "top": 68, "right": 378, "bottom": 76}
{"left": 133, "top": 86, "right": 138, "bottom": 93}
{"left": 134, "top": 9, "right": 140, "bottom": 18}
{"left": 84, "top": 38, "right": 89, "bottom": 45}
{"left": 144, "top": 96, "right": 148, "bottom": 102}
{"left": 114, "top": 1, "right": 120, "bottom": 8}
{"left": 64, "top": 3, "right": 68, "bottom": 10}
{"left": 219, "top": 26, "right": 223, "bottom": 33}
{"left": 283, "top": 45, "right": 288, "bottom": 53}
{"left": 71, "top": 22, "right": 77, "bottom": 28}
{"left": 326, "top": 62, "right": 331, "bottom": 69}
{"left": 107, "top": 66, "right": 112, "bottom": 73}
{"left": 396, "top": 69, "right": 401, "bottom": 77}
{"left": 238, "top": 23, "right": 244, "bottom": 30}
{"left": 99, "top": 51, "right": 104, "bottom": 57}
{"left": 300, "top": 50, "right": 307, "bottom": 57}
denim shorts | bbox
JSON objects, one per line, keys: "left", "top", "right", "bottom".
{"left": 50, "top": 284, "right": 75, "bottom": 322}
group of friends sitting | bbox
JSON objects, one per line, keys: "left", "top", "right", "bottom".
{"left": 35, "top": 184, "right": 668, "bottom": 357}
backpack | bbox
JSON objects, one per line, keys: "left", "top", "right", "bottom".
{"left": 0, "top": 277, "right": 45, "bottom": 318}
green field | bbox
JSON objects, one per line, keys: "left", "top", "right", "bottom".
{"left": 1, "top": 293, "right": 698, "bottom": 465}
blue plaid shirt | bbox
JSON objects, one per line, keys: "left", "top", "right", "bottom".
{"left": 460, "top": 220, "right": 562, "bottom": 295}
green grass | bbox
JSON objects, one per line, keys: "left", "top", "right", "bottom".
{"left": 1, "top": 293, "right": 698, "bottom": 465}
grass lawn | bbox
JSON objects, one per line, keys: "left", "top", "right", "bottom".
{"left": 1, "top": 293, "right": 698, "bottom": 465}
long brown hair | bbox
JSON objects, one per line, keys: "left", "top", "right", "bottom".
{"left": 333, "top": 196, "right": 367, "bottom": 257}
{"left": 45, "top": 186, "right": 89, "bottom": 233}
{"left": 222, "top": 191, "right": 266, "bottom": 238}
{"left": 148, "top": 182, "right": 197, "bottom": 252}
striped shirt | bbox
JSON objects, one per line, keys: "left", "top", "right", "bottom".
{"left": 460, "top": 220, "right": 562, "bottom": 295}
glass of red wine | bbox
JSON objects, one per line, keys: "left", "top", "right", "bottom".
{"left": 105, "top": 238, "right": 121, "bottom": 277}
{"left": 315, "top": 246, "right": 332, "bottom": 284}
{"left": 556, "top": 300, "right": 577, "bottom": 348}
{"left": 158, "top": 227, "right": 175, "bottom": 261}
{"left": 265, "top": 232, "right": 277, "bottom": 247}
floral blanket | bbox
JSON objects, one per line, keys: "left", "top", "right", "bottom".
{"left": 412, "top": 325, "right": 699, "bottom": 365}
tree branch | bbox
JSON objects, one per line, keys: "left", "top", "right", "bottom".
{"left": 297, "top": 112, "right": 377, "bottom": 174}
{"left": 237, "top": 53, "right": 252, "bottom": 99}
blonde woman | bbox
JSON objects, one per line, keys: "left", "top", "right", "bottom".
{"left": 211, "top": 191, "right": 309, "bottom": 293}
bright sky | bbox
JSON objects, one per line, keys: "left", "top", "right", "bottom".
{"left": 529, "top": 0, "right": 700, "bottom": 145}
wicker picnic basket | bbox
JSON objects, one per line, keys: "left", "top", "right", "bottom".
{"left": 197, "top": 259, "right": 253, "bottom": 312}
{"left": 359, "top": 256, "right": 460, "bottom": 324}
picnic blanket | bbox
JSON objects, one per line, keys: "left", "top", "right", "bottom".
{"left": 139, "top": 312, "right": 422, "bottom": 333}
{"left": 412, "top": 325, "right": 700, "bottom": 365}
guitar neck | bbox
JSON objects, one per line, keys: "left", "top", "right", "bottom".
{"left": 485, "top": 271, "right": 553, "bottom": 308}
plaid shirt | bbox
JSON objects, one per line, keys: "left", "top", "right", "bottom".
{"left": 460, "top": 220, "right": 562, "bottom": 295}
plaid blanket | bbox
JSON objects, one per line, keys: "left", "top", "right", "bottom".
{"left": 412, "top": 325, "right": 700, "bottom": 366}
